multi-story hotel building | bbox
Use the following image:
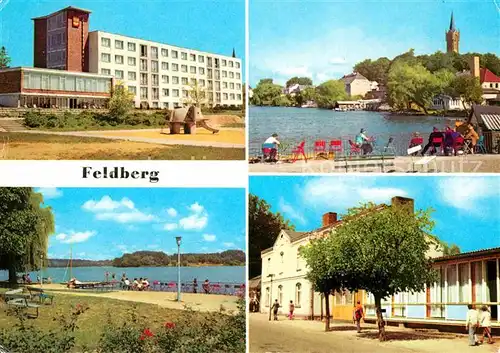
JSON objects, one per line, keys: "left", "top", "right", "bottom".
{"left": 87, "top": 31, "right": 242, "bottom": 109}
{"left": 0, "top": 6, "right": 243, "bottom": 109}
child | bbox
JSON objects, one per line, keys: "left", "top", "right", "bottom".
{"left": 288, "top": 300, "right": 295, "bottom": 320}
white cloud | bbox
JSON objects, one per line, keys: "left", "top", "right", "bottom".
{"left": 223, "top": 242, "right": 236, "bottom": 248}
{"left": 55, "top": 231, "right": 96, "bottom": 244}
{"left": 279, "top": 197, "right": 307, "bottom": 224}
{"left": 189, "top": 202, "right": 204, "bottom": 214}
{"left": 83, "top": 196, "right": 154, "bottom": 224}
{"left": 96, "top": 211, "right": 154, "bottom": 223}
{"left": 179, "top": 213, "right": 208, "bottom": 230}
{"left": 166, "top": 208, "right": 178, "bottom": 217}
{"left": 203, "top": 234, "right": 217, "bottom": 242}
{"left": 82, "top": 196, "right": 135, "bottom": 212}
{"left": 164, "top": 223, "right": 178, "bottom": 231}
{"left": 147, "top": 244, "right": 160, "bottom": 249}
{"left": 36, "top": 187, "right": 63, "bottom": 199}
{"left": 438, "top": 177, "right": 499, "bottom": 211}
{"left": 77, "top": 252, "right": 86, "bottom": 257}
{"left": 301, "top": 177, "right": 408, "bottom": 210}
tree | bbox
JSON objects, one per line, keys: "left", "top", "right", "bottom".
{"left": 301, "top": 201, "right": 437, "bottom": 341}
{"left": 315, "top": 80, "right": 347, "bottom": 109}
{"left": 286, "top": 77, "right": 313, "bottom": 87}
{"left": 0, "top": 188, "right": 55, "bottom": 284}
{"left": 354, "top": 57, "right": 391, "bottom": 85}
{"left": 250, "top": 79, "right": 284, "bottom": 106}
{"left": 183, "top": 80, "right": 207, "bottom": 107}
{"left": 442, "top": 243, "right": 461, "bottom": 256}
{"left": 0, "top": 46, "right": 11, "bottom": 69}
{"left": 248, "top": 194, "right": 295, "bottom": 278}
{"left": 449, "top": 74, "right": 483, "bottom": 111}
{"left": 108, "top": 83, "right": 134, "bottom": 121}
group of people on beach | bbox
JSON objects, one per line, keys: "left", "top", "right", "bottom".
{"left": 120, "top": 274, "right": 150, "bottom": 291}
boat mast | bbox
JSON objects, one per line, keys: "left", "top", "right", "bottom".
{"left": 69, "top": 244, "right": 73, "bottom": 280}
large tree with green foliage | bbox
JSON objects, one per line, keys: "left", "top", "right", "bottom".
{"left": 286, "top": 77, "right": 313, "bottom": 87}
{"left": 448, "top": 74, "right": 483, "bottom": 111}
{"left": 301, "top": 201, "right": 437, "bottom": 341}
{"left": 0, "top": 188, "right": 55, "bottom": 284}
{"left": 248, "top": 194, "right": 295, "bottom": 278}
{"left": 315, "top": 80, "right": 347, "bottom": 109}
{"left": 250, "top": 79, "right": 284, "bottom": 106}
{"left": 0, "top": 46, "right": 11, "bottom": 69}
{"left": 354, "top": 57, "right": 391, "bottom": 85}
{"left": 108, "top": 83, "right": 135, "bottom": 122}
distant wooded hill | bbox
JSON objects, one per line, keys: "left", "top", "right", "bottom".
{"left": 48, "top": 250, "right": 245, "bottom": 268}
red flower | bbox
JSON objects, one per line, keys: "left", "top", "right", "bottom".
{"left": 164, "top": 322, "right": 176, "bottom": 329}
{"left": 140, "top": 328, "right": 154, "bottom": 340}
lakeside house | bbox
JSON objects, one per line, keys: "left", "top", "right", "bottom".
{"left": 340, "top": 72, "right": 378, "bottom": 98}
{"left": 259, "top": 196, "right": 499, "bottom": 330}
{"left": 283, "top": 84, "right": 312, "bottom": 96}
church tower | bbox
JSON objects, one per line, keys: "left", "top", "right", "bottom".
{"left": 446, "top": 12, "right": 460, "bottom": 53}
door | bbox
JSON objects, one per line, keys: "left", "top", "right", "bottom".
{"left": 486, "top": 261, "right": 498, "bottom": 320}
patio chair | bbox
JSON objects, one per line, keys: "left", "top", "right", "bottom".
{"left": 313, "top": 140, "right": 327, "bottom": 159}
{"left": 453, "top": 136, "right": 465, "bottom": 156}
{"left": 348, "top": 140, "right": 361, "bottom": 156}
{"left": 476, "top": 135, "right": 487, "bottom": 154}
{"left": 261, "top": 143, "right": 277, "bottom": 162}
{"left": 291, "top": 141, "right": 307, "bottom": 163}
{"left": 430, "top": 137, "right": 444, "bottom": 155}
{"left": 329, "top": 139, "right": 343, "bottom": 156}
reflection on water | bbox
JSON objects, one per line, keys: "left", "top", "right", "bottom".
{"left": 0, "top": 266, "right": 245, "bottom": 284}
{"left": 249, "top": 107, "right": 458, "bottom": 155}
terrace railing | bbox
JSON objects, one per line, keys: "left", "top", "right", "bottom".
{"left": 118, "top": 281, "right": 245, "bottom": 296}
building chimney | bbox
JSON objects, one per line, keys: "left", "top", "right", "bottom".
{"left": 469, "top": 56, "right": 480, "bottom": 78}
{"left": 391, "top": 196, "right": 414, "bottom": 213}
{"left": 322, "top": 212, "right": 338, "bottom": 227}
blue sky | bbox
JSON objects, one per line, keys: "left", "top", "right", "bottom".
{"left": 0, "top": 0, "right": 245, "bottom": 77}
{"left": 35, "top": 187, "right": 246, "bottom": 260}
{"left": 250, "top": 0, "right": 500, "bottom": 85}
{"left": 250, "top": 176, "right": 500, "bottom": 253}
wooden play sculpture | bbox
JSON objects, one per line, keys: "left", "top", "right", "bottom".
{"left": 166, "top": 106, "right": 219, "bottom": 135}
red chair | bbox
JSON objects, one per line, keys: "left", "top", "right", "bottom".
{"left": 348, "top": 140, "right": 361, "bottom": 156}
{"left": 431, "top": 137, "right": 444, "bottom": 155}
{"left": 453, "top": 136, "right": 464, "bottom": 156}
{"left": 329, "top": 139, "right": 343, "bottom": 153}
{"left": 409, "top": 137, "right": 423, "bottom": 147}
{"left": 313, "top": 140, "right": 326, "bottom": 158}
{"left": 291, "top": 141, "right": 307, "bottom": 163}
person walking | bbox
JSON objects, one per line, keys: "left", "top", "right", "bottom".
{"left": 465, "top": 305, "right": 479, "bottom": 346}
{"left": 272, "top": 299, "right": 280, "bottom": 321}
{"left": 288, "top": 300, "right": 295, "bottom": 320}
{"left": 353, "top": 301, "right": 365, "bottom": 333}
{"left": 479, "top": 306, "right": 494, "bottom": 344}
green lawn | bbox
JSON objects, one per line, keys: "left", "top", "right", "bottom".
{"left": 0, "top": 291, "right": 206, "bottom": 351}
{"left": 1, "top": 133, "right": 245, "bottom": 160}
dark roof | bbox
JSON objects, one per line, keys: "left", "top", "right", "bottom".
{"left": 433, "top": 247, "right": 500, "bottom": 263}
{"left": 449, "top": 11, "right": 456, "bottom": 31}
{"left": 341, "top": 72, "right": 369, "bottom": 84}
{"left": 248, "top": 275, "right": 261, "bottom": 289}
{"left": 32, "top": 6, "right": 92, "bottom": 20}
{"left": 472, "top": 105, "right": 500, "bottom": 131}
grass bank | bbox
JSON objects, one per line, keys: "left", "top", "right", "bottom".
{"left": 0, "top": 133, "right": 245, "bottom": 160}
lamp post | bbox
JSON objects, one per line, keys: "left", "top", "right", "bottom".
{"left": 176, "top": 236, "right": 182, "bottom": 302}
{"left": 268, "top": 273, "right": 274, "bottom": 321}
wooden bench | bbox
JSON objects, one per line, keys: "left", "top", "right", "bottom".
{"left": 27, "top": 286, "right": 54, "bottom": 305}
{"left": 408, "top": 145, "right": 436, "bottom": 172}
{"left": 335, "top": 154, "right": 396, "bottom": 172}
{"left": 5, "top": 293, "right": 40, "bottom": 318}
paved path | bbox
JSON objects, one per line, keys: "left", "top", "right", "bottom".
{"left": 249, "top": 314, "right": 499, "bottom": 353}
{"left": 249, "top": 155, "right": 500, "bottom": 173}
{"left": 18, "top": 129, "right": 246, "bottom": 148}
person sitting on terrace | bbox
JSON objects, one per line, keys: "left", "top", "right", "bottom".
{"left": 202, "top": 279, "right": 210, "bottom": 294}
{"left": 124, "top": 278, "right": 131, "bottom": 290}
{"left": 263, "top": 133, "right": 280, "bottom": 161}
{"left": 142, "top": 278, "right": 149, "bottom": 290}
{"left": 421, "top": 127, "right": 444, "bottom": 155}
{"left": 355, "top": 128, "right": 372, "bottom": 155}
{"left": 133, "top": 278, "right": 139, "bottom": 290}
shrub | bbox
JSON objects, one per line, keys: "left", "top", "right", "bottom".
{"left": 23, "top": 111, "right": 45, "bottom": 128}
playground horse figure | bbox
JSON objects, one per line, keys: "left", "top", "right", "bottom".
{"left": 164, "top": 106, "right": 219, "bottom": 135}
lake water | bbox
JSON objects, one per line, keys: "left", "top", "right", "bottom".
{"left": 0, "top": 266, "right": 245, "bottom": 284}
{"left": 250, "top": 106, "right": 458, "bottom": 155}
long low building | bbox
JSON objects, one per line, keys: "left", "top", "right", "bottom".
{"left": 0, "top": 67, "right": 113, "bottom": 108}
{"left": 260, "top": 197, "right": 499, "bottom": 329}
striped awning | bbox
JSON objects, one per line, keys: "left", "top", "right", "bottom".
{"left": 481, "top": 113, "right": 500, "bottom": 131}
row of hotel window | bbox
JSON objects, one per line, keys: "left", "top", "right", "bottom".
{"left": 23, "top": 72, "right": 111, "bottom": 93}
{"left": 130, "top": 87, "right": 241, "bottom": 101}
{"left": 100, "top": 54, "right": 241, "bottom": 79}
{"left": 103, "top": 70, "right": 241, "bottom": 90}
{"left": 100, "top": 38, "right": 240, "bottom": 68}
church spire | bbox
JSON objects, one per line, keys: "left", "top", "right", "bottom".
{"left": 449, "top": 11, "right": 456, "bottom": 31}
{"left": 232, "top": 48, "right": 236, "bottom": 58}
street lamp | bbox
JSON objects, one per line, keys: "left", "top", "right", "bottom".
{"left": 39, "top": 253, "right": 43, "bottom": 288}
{"left": 267, "top": 273, "right": 274, "bottom": 321}
{"left": 176, "top": 236, "right": 182, "bottom": 302}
